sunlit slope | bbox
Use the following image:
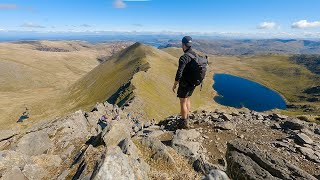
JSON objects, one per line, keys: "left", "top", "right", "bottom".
{"left": 0, "top": 40, "right": 130, "bottom": 128}
{"left": 163, "top": 47, "right": 319, "bottom": 115}
{"left": 68, "top": 43, "right": 215, "bottom": 121}
{"left": 0, "top": 41, "right": 100, "bottom": 127}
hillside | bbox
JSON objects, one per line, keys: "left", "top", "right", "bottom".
{"left": 163, "top": 47, "right": 320, "bottom": 117}
{"left": 0, "top": 41, "right": 132, "bottom": 128}
{"left": 67, "top": 43, "right": 215, "bottom": 121}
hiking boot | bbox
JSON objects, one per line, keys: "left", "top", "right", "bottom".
{"left": 180, "top": 119, "right": 190, "bottom": 129}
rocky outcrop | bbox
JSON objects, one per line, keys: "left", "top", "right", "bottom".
{"left": 1, "top": 101, "right": 319, "bottom": 179}
{"left": 226, "top": 140, "right": 317, "bottom": 180}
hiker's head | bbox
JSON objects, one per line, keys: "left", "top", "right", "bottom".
{"left": 181, "top": 36, "right": 192, "bottom": 51}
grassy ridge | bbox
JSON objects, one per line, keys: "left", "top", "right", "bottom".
{"left": 67, "top": 43, "right": 215, "bottom": 121}
{"left": 129, "top": 46, "right": 215, "bottom": 121}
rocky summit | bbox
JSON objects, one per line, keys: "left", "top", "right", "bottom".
{"left": 0, "top": 102, "right": 319, "bottom": 179}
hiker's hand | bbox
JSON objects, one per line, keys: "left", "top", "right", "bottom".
{"left": 172, "top": 81, "right": 178, "bottom": 93}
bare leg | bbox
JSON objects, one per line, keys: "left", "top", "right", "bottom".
{"left": 179, "top": 98, "right": 188, "bottom": 119}
{"left": 186, "top": 97, "right": 191, "bottom": 118}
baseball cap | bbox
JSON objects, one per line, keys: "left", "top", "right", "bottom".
{"left": 182, "top": 36, "right": 192, "bottom": 47}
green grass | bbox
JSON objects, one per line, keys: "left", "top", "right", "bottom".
{"left": 67, "top": 43, "right": 215, "bottom": 121}
{"left": 0, "top": 41, "right": 130, "bottom": 129}
{"left": 164, "top": 48, "right": 320, "bottom": 116}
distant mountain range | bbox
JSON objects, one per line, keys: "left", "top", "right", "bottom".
{"left": 159, "top": 39, "right": 320, "bottom": 55}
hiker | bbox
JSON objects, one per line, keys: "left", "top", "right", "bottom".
{"left": 172, "top": 36, "right": 208, "bottom": 129}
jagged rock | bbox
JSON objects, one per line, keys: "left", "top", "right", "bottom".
{"left": 49, "top": 110, "right": 91, "bottom": 144}
{"left": 256, "top": 114, "right": 264, "bottom": 120}
{"left": 272, "top": 113, "right": 288, "bottom": 120}
{"left": 2, "top": 166, "right": 28, "bottom": 180}
{"left": 294, "top": 133, "right": 314, "bottom": 145}
{"left": 273, "top": 141, "right": 290, "bottom": 149}
{"left": 226, "top": 140, "right": 317, "bottom": 180}
{"left": 0, "top": 150, "right": 29, "bottom": 170}
{"left": 133, "top": 126, "right": 140, "bottom": 133}
{"left": 144, "top": 121, "right": 151, "bottom": 128}
{"left": 231, "top": 112, "right": 240, "bottom": 116}
{"left": 118, "top": 138, "right": 139, "bottom": 158}
{"left": 220, "top": 113, "right": 232, "bottom": 121}
{"left": 214, "top": 122, "right": 235, "bottom": 130}
{"left": 22, "top": 164, "right": 48, "bottom": 180}
{"left": 0, "top": 129, "right": 17, "bottom": 142}
{"left": 14, "top": 130, "right": 53, "bottom": 156}
{"left": 95, "top": 103, "right": 106, "bottom": 113}
{"left": 102, "top": 121, "right": 131, "bottom": 148}
{"left": 193, "top": 157, "right": 221, "bottom": 174}
{"left": 297, "top": 146, "right": 320, "bottom": 163}
{"left": 315, "top": 128, "right": 320, "bottom": 135}
{"left": 271, "top": 123, "right": 282, "bottom": 129}
{"left": 202, "top": 169, "right": 229, "bottom": 180}
{"left": 281, "top": 118, "right": 305, "bottom": 130}
{"left": 93, "top": 146, "right": 135, "bottom": 180}
{"left": 211, "top": 114, "right": 220, "bottom": 120}
{"left": 172, "top": 129, "right": 201, "bottom": 161}
{"left": 118, "top": 138, "right": 150, "bottom": 180}
{"left": 143, "top": 129, "right": 166, "bottom": 138}
{"left": 86, "top": 111, "right": 104, "bottom": 128}
{"left": 140, "top": 137, "right": 175, "bottom": 165}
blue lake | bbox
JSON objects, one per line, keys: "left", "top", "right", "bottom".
{"left": 213, "top": 74, "right": 286, "bottom": 112}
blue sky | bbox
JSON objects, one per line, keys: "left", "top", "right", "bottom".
{"left": 0, "top": 0, "right": 320, "bottom": 38}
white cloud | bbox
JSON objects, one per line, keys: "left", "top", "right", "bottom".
{"left": 291, "top": 20, "right": 320, "bottom": 29}
{"left": 113, "top": 0, "right": 150, "bottom": 8}
{"left": 21, "top": 22, "right": 46, "bottom": 28}
{"left": 257, "top": 22, "right": 276, "bottom": 29}
{"left": 114, "top": 0, "right": 127, "bottom": 8}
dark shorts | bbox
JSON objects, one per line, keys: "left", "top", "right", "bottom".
{"left": 177, "top": 81, "right": 196, "bottom": 98}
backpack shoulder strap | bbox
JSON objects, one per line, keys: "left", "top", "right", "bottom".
{"left": 184, "top": 52, "right": 197, "bottom": 59}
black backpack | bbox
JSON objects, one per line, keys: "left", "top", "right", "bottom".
{"left": 185, "top": 52, "right": 208, "bottom": 87}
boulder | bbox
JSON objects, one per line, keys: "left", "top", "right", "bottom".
{"left": 202, "top": 169, "right": 229, "bottom": 180}
{"left": 214, "top": 122, "right": 235, "bottom": 131}
{"left": 22, "top": 164, "right": 48, "bottom": 180}
{"left": 49, "top": 110, "right": 91, "bottom": 144}
{"left": 297, "top": 146, "right": 320, "bottom": 163}
{"left": 143, "top": 121, "right": 151, "bottom": 128}
{"left": 272, "top": 113, "right": 288, "bottom": 120}
{"left": 102, "top": 121, "right": 131, "bottom": 148}
{"left": 2, "top": 166, "right": 28, "bottom": 180}
{"left": 118, "top": 138, "right": 139, "bottom": 159}
{"left": 220, "top": 113, "right": 232, "bottom": 121}
{"left": 140, "top": 137, "right": 175, "bottom": 165}
{"left": 271, "top": 123, "right": 282, "bottom": 130}
{"left": 256, "top": 114, "right": 264, "bottom": 120}
{"left": 294, "top": 133, "right": 313, "bottom": 145}
{"left": 93, "top": 147, "right": 135, "bottom": 180}
{"left": 0, "top": 129, "right": 17, "bottom": 142}
{"left": 0, "top": 150, "right": 29, "bottom": 170}
{"left": 172, "top": 129, "right": 201, "bottom": 161}
{"left": 281, "top": 118, "right": 306, "bottom": 130}
{"left": 14, "top": 130, "right": 53, "bottom": 156}
{"left": 226, "top": 140, "right": 317, "bottom": 180}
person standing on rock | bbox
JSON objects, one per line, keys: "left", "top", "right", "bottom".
{"left": 172, "top": 36, "right": 208, "bottom": 129}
